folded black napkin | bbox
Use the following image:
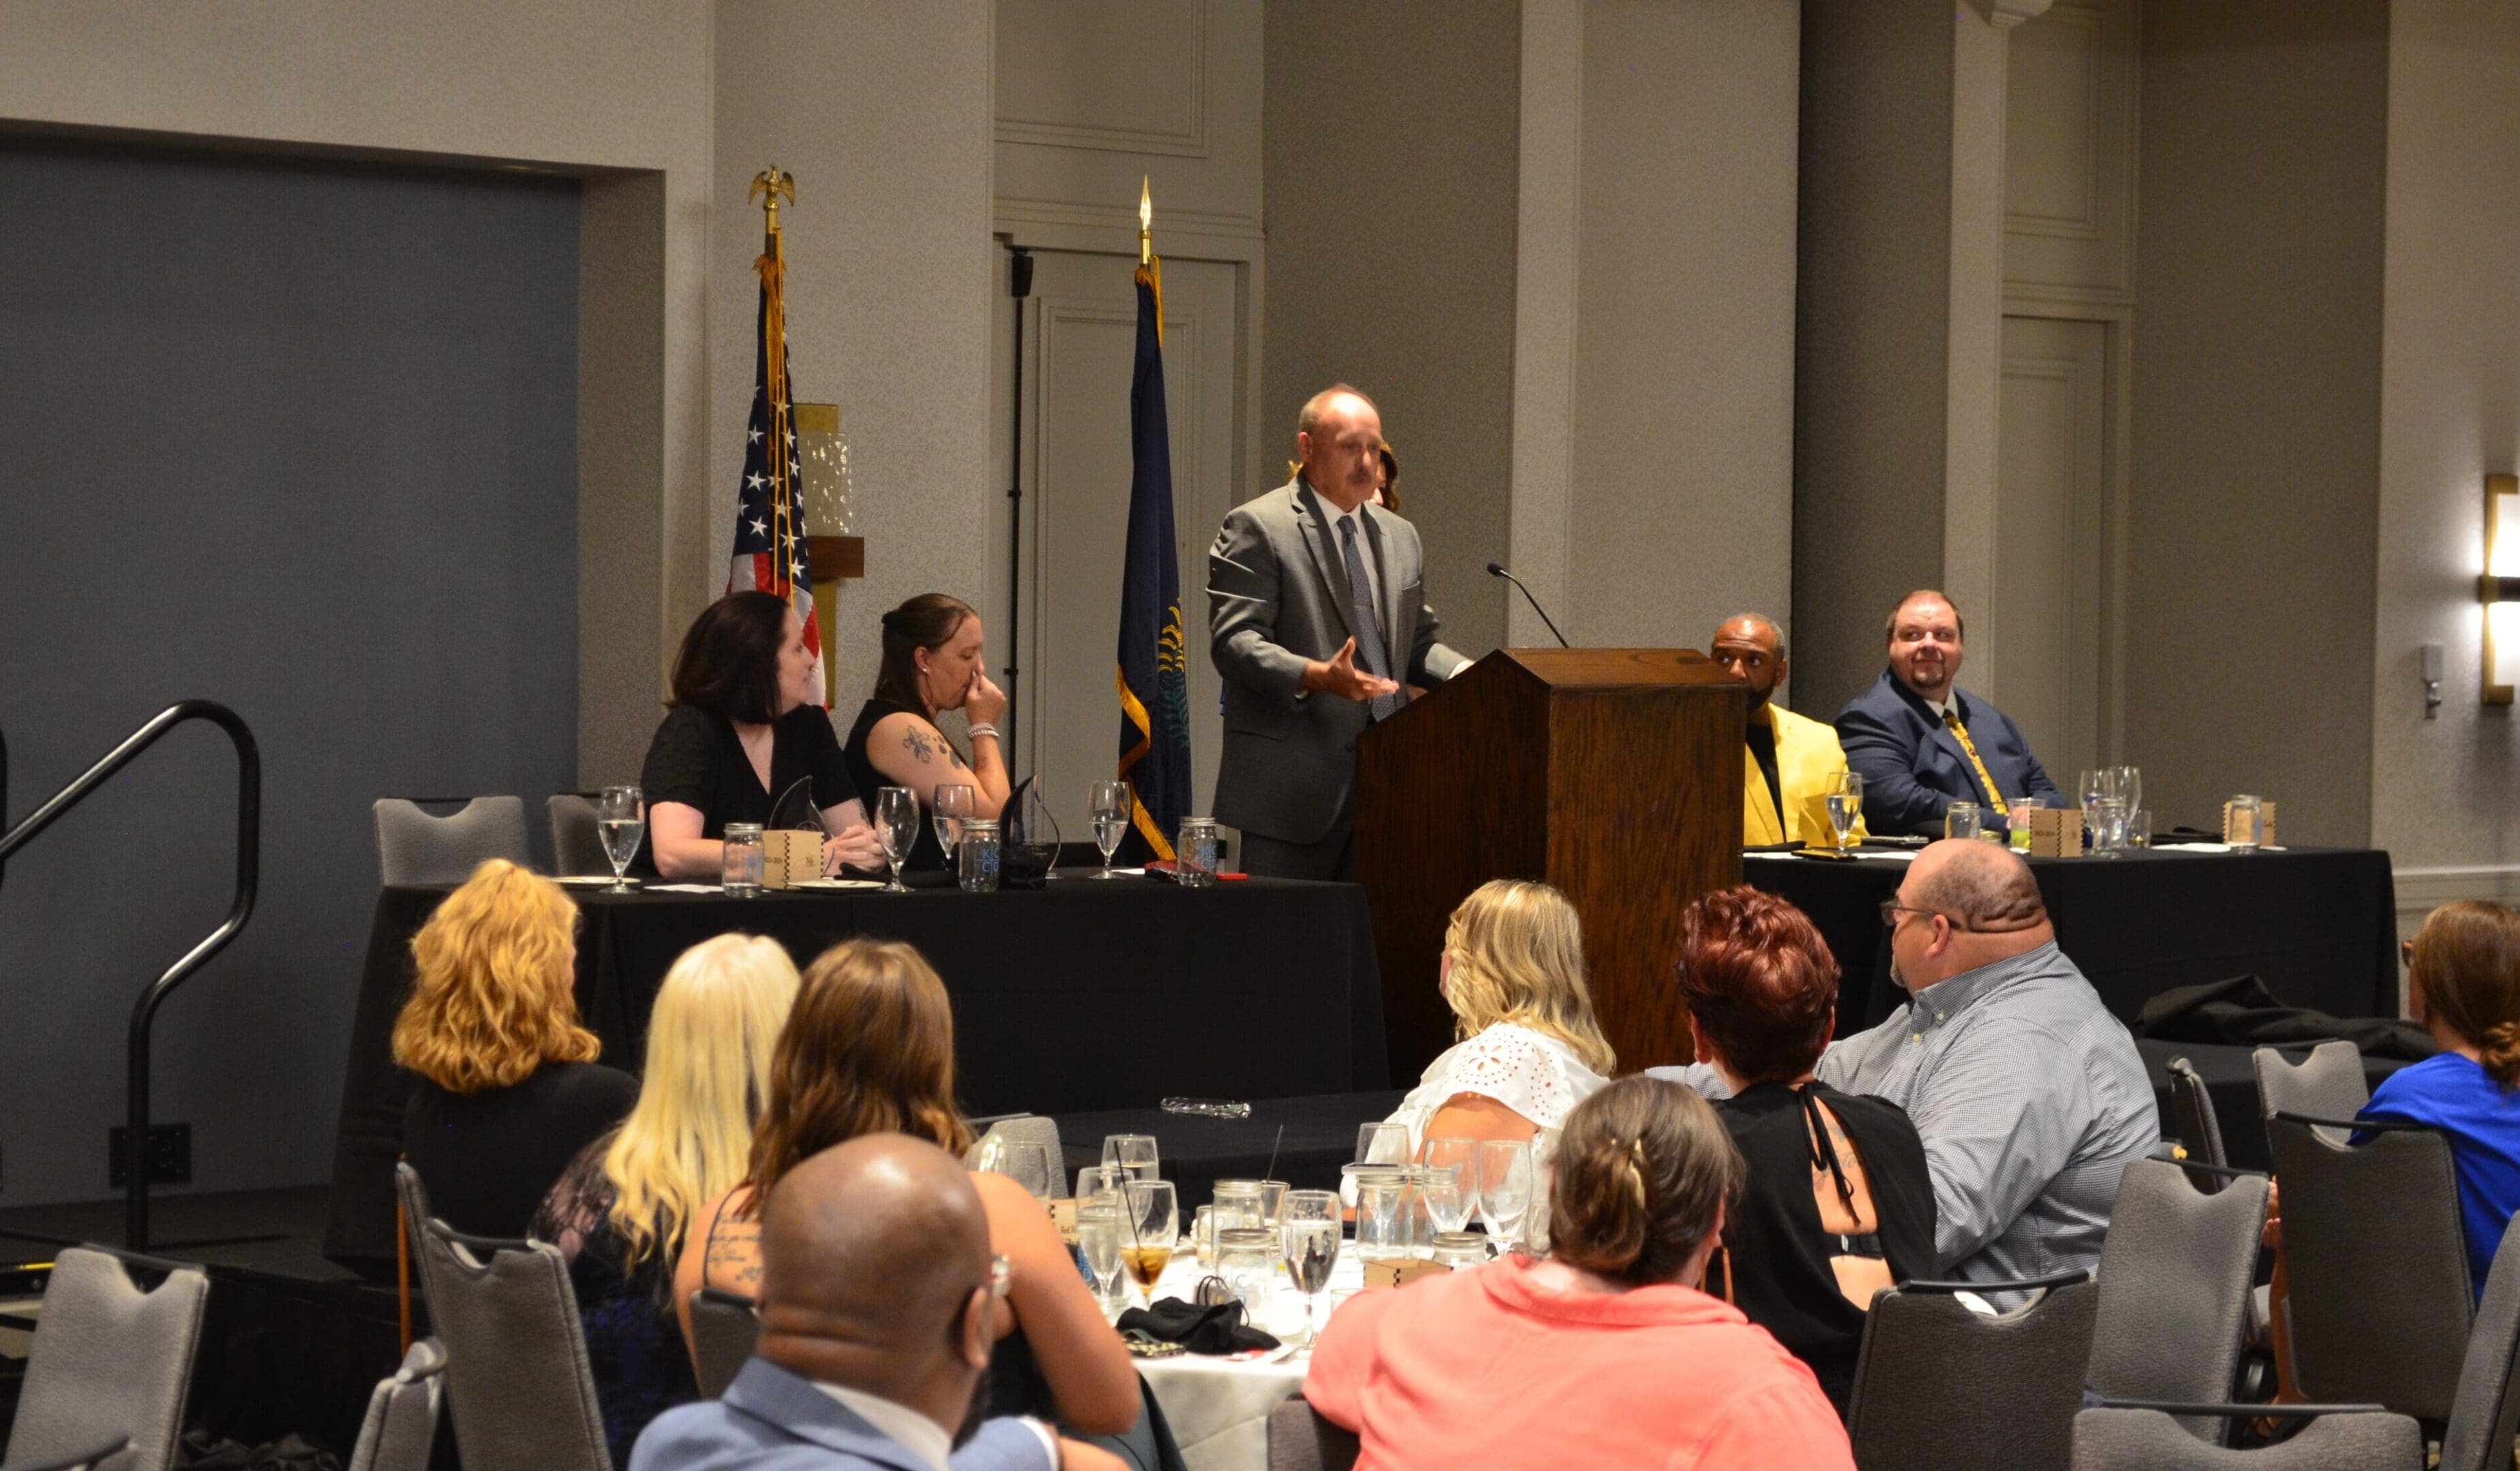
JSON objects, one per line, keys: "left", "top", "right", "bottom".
{"left": 1118, "top": 1295, "right": 1279, "bottom": 1355}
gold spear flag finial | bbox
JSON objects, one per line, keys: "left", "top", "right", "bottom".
{"left": 751, "top": 167, "right": 796, "bottom": 257}
{"left": 1139, "top": 175, "right": 1152, "bottom": 266}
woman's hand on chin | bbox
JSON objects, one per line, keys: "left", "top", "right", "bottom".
{"left": 964, "top": 668, "right": 1009, "bottom": 726}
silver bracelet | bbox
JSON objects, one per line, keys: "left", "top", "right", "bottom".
{"left": 967, "top": 723, "right": 1002, "bottom": 740}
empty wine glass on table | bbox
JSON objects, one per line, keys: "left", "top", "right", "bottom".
{"left": 1417, "top": 1160, "right": 1472, "bottom": 1237}
{"left": 974, "top": 1137, "right": 1058, "bottom": 1206}
{"left": 1121, "top": 1179, "right": 1179, "bottom": 1303}
{"left": 873, "top": 786, "right": 919, "bottom": 893}
{"left": 1089, "top": 780, "right": 1132, "bottom": 879}
{"left": 1102, "top": 1133, "right": 1159, "bottom": 1184}
{"left": 1075, "top": 1195, "right": 1124, "bottom": 1313}
{"left": 1280, "top": 1190, "right": 1342, "bottom": 1347}
{"left": 1826, "top": 771, "right": 1864, "bottom": 854}
{"left": 1475, "top": 1139, "right": 1533, "bottom": 1252}
{"left": 1421, "top": 1137, "right": 1483, "bottom": 1243}
{"left": 597, "top": 785, "right": 644, "bottom": 893}
{"left": 934, "top": 783, "right": 974, "bottom": 866}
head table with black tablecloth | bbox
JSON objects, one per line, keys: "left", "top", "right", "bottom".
{"left": 323, "top": 872, "right": 1387, "bottom": 1276}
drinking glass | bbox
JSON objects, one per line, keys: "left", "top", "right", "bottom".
{"left": 1475, "top": 1140, "right": 1533, "bottom": 1250}
{"left": 722, "top": 823, "right": 766, "bottom": 897}
{"left": 1191, "top": 1205, "right": 1223, "bottom": 1269}
{"left": 2079, "top": 768, "right": 2110, "bottom": 810}
{"left": 1421, "top": 1138, "right": 1481, "bottom": 1233}
{"left": 873, "top": 786, "right": 919, "bottom": 893}
{"left": 1215, "top": 1227, "right": 1277, "bottom": 1312}
{"left": 1011, "top": 783, "right": 1062, "bottom": 880}
{"left": 1102, "top": 1134, "right": 1160, "bottom": 1183}
{"left": 1355, "top": 1122, "right": 1411, "bottom": 1167}
{"left": 2008, "top": 795, "right": 2040, "bottom": 853}
{"left": 1090, "top": 780, "right": 1131, "bottom": 879}
{"left": 1826, "top": 770, "right": 1864, "bottom": 852}
{"left": 974, "top": 1137, "right": 1057, "bottom": 1205}
{"left": 1431, "top": 1232, "right": 1490, "bottom": 1269}
{"left": 595, "top": 785, "right": 644, "bottom": 891}
{"left": 957, "top": 819, "right": 1001, "bottom": 893}
{"left": 1280, "top": 1190, "right": 1341, "bottom": 1346}
{"left": 1075, "top": 1199, "right": 1124, "bottom": 1310}
{"left": 1212, "top": 1180, "right": 1267, "bottom": 1231}
{"left": 1074, "top": 1165, "right": 1126, "bottom": 1206}
{"left": 1417, "top": 1161, "right": 1471, "bottom": 1235}
{"left": 1944, "top": 802, "right": 1983, "bottom": 842}
{"left": 1354, "top": 1175, "right": 1407, "bottom": 1261}
{"left": 2090, "top": 797, "right": 2127, "bottom": 858}
{"left": 934, "top": 783, "right": 975, "bottom": 863}
{"left": 2229, "top": 794, "right": 2264, "bottom": 853}
{"left": 1121, "top": 1180, "right": 1179, "bottom": 1301}
{"left": 1177, "top": 817, "right": 1221, "bottom": 887}
{"left": 2126, "top": 808, "right": 2152, "bottom": 849}
{"left": 2109, "top": 765, "right": 2143, "bottom": 816}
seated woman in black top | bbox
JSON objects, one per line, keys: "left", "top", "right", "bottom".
{"left": 640, "top": 591, "right": 884, "bottom": 879}
{"left": 1675, "top": 885, "right": 1936, "bottom": 1416}
{"left": 840, "top": 593, "right": 1011, "bottom": 870}
{"left": 394, "top": 859, "right": 638, "bottom": 1237}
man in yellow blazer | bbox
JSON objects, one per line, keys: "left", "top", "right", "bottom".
{"left": 1712, "top": 614, "right": 1868, "bottom": 847}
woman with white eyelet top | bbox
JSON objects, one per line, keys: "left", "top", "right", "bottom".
{"left": 1376, "top": 880, "right": 1616, "bottom": 1241}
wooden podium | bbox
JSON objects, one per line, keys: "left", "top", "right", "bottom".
{"left": 1354, "top": 648, "right": 1745, "bottom": 1080}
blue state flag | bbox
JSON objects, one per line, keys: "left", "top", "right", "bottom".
{"left": 1116, "top": 254, "right": 1191, "bottom": 861}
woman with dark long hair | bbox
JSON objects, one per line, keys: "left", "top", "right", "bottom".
{"left": 637, "top": 591, "right": 883, "bottom": 879}
{"left": 840, "top": 592, "right": 1011, "bottom": 869}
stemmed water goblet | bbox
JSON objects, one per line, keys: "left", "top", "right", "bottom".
{"left": 1090, "top": 780, "right": 1131, "bottom": 879}
{"left": 1420, "top": 1137, "right": 1481, "bottom": 1237}
{"left": 1826, "top": 770, "right": 1864, "bottom": 853}
{"left": 1280, "top": 1190, "right": 1341, "bottom": 1347}
{"left": 934, "top": 783, "right": 975, "bottom": 866}
{"left": 1102, "top": 1133, "right": 1159, "bottom": 1184}
{"left": 1475, "top": 1139, "right": 1533, "bottom": 1252}
{"left": 597, "top": 785, "right": 644, "bottom": 893}
{"left": 873, "top": 786, "right": 919, "bottom": 893}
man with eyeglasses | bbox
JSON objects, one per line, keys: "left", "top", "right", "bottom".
{"left": 1652, "top": 840, "right": 2156, "bottom": 1285}
{"left": 633, "top": 1133, "right": 1124, "bottom": 1471}
{"left": 1835, "top": 590, "right": 2066, "bottom": 836}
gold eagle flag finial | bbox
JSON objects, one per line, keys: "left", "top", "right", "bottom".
{"left": 750, "top": 168, "right": 796, "bottom": 257}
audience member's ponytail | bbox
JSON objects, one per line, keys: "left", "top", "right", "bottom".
{"left": 2408, "top": 901, "right": 2520, "bottom": 1090}
{"left": 1547, "top": 1077, "right": 1745, "bottom": 1288}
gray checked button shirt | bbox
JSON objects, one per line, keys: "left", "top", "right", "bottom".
{"left": 1650, "top": 940, "right": 2159, "bottom": 1285}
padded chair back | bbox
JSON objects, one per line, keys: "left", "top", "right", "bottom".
{"left": 1846, "top": 1274, "right": 2100, "bottom": 1471}
{"left": 347, "top": 1338, "right": 447, "bottom": 1471}
{"left": 964, "top": 1113, "right": 1064, "bottom": 1171}
{"left": 2267, "top": 1115, "right": 2470, "bottom": 1421}
{"left": 394, "top": 1164, "right": 609, "bottom": 1471}
{"left": 2253, "top": 1043, "right": 2369, "bottom": 1145}
{"left": 2070, "top": 1406, "right": 2421, "bottom": 1470}
{"left": 2439, "top": 1222, "right": 2520, "bottom": 1471}
{"left": 546, "top": 795, "right": 610, "bottom": 877}
{"left": 374, "top": 797, "right": 531, "bottom": 887}
{"left": 1265, "top": 1397, "right": 1359, "bottom": 1471}
{"left": 2085, "top": 1158, "right": 2271, "bottom": 1441}
{"left": 1, "top": 1246, "right": 208, "bottom": 1471}
{"left": 2167, "top": 1056, "right": 2228, "bottom": 1170}
{"left": 688, "top": 1289, "right": 760, "bottom": 1399}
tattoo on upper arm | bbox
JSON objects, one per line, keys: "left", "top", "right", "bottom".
{"left": 946, "top": 744, "right": 966, "bottom": 770}
{"left": 902, "top": 728, "right": 937, "bottom": 763}
{"left": 706, "top": 1221, "right": 762, "bottom": 1288}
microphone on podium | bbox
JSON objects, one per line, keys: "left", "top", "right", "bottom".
{"left": 1487, "top": 562, "right": 1571, "bottom": 648}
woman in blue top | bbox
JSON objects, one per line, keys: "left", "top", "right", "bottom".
{"left": 2362, "top": 900, "right": 2520, "bottom": 1296}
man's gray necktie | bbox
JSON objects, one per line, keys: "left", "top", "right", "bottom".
{"left": 1338, "top": 517, "right": 1401, "bottom": 721}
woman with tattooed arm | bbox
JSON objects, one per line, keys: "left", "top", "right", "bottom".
{"left": 840, "top": 593, "right": 1012, "bottom": 871}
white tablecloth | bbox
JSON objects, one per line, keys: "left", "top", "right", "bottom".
{"left": 1131, "top": 1252, "right": 1368, "bottom": 1471}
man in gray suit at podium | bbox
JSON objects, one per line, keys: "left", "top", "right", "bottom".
{"left": 1208, "top": 384, "right": 1470, "bottom": 879}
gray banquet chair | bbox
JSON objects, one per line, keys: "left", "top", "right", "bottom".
{"left": 374, "top": 796, "right": 532, "bottom": 886}
{"left": 547, "top": 794, "right": 610, "bottom": 877}
{"left": 346, "top": 1338, "right": 447, "bottom": 1471}
{"left": 1844, "top": 1271, "right": 2100, "bottom": 1471}
{"left": 395, "top": 1164, "right": 610, "bottom": 1471}
{"left": 1265, "top": 1397, "right": 1359, "bottom": 1471}
{"left": 688, "top": 1288, "right": 760, "bottom": 1399}
{"left": 2252, "top": 1042, "right": 2369, "bottom": 1144}
{"left": 2083, "top": 1158, "right": 2271, "bottom": 1442}
{"left": 0, "top": 1246, "right": 208, "bottom": 1471}
{"left": 2266, "top": 1111, "right": 2472, "bottom": 1422}
{"left": 2167, "top": 1054, "right": 2230, "bottom": 1171}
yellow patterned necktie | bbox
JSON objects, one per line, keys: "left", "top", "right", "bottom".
{"left": 1942, "top": 709, "right": 2010, "bottom": 815}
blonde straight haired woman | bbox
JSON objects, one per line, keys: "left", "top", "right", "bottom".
{"left": 1374, "top": 880, "right": 1618, "bottom": 1235}
{"left": 533, "top": 933, "right": 801, "bottom": 1466}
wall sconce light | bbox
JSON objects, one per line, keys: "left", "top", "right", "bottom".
{"left": 2485, "top": 473, "right": 2520, "bottom": 705}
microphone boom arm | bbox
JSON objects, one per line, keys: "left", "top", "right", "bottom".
{"left": 1486, "top": 562, "right": 1571, "bottom": 648}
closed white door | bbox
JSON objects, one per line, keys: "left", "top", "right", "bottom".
{"left": 1991, "top": 315, "right": 2107, "bottom": 783}
{"left": 998, "top": 247, "right": 1238, "bottom": 838}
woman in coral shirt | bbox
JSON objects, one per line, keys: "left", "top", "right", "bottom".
{"left": 1304, "top": 1077, "right": 1853, "bottom": 1471}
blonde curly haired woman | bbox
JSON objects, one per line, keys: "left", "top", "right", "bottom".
{"left": 1372, "top": 880, "right": 1617, "bottom": 1232}
{"left": 532, "top": 933, "right": 800, "bottom": 1465}
{"left": 394, "top": 859, "right": 635, "bottom": 1238}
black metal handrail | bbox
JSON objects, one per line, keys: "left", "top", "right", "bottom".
{"left": 0, "top": 701, "right": 259, "bottom": 1250}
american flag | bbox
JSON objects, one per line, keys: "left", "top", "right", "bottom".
{"left": 727, "top": 175, "right": 822, "bottom": 704}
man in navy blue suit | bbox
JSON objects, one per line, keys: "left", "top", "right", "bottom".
{"left": 1835, "top": 590, "right": 2065, "bottom": 837}
{"left": 632, "top": 1134, "right": 1121, "bottom": 1471}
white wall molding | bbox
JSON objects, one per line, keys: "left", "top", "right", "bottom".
{"left": 2395, "top": 864, "right": 2520, "bottom": 913}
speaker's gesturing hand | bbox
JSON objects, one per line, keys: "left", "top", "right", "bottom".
{"left": 1302, "top": 637, "right": 1401, "bottom": 703}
